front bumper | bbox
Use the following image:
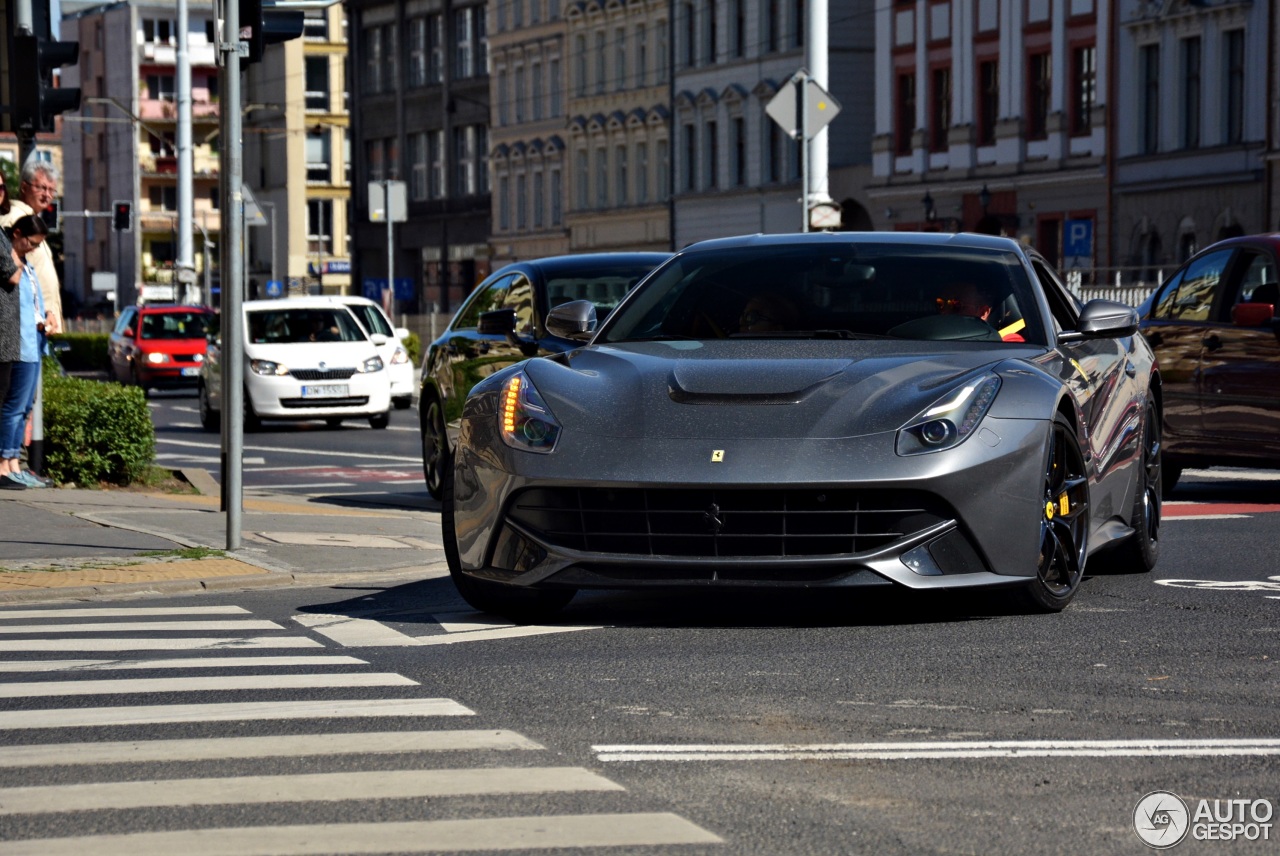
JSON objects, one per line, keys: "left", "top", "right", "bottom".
{"left": 453, "top": 415, "right": 1050, "bottom": 592}
{"left": 246, "top": 371, "right": 392, "bottom": 418}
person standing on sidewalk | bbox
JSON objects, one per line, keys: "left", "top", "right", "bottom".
{"left": 0, "top": 215, "right": 50, "bottom": 489}
{"left": 0, "top": 160, "right": 63, "bottom": 334}
{"left": 0, "top": 183, "right": 23, "bottom": 489}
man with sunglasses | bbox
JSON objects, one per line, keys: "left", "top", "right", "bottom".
{"left": 936, "top": 280, "right": 1025, "bottom": 342}
{"left": 0, "top": 160, "right": 63, "bottom": 335}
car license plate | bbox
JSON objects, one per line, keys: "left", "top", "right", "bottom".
{"left": 301, "top": 384, "right": 349, "bottom": 398}
{"left": 181, "top": 367, "right": 201, "bottom": 377}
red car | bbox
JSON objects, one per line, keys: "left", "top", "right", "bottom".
{"left": 109, "top": 304, "right": 216, "bottom": 393}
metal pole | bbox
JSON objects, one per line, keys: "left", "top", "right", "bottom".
{"left": 219, "top": 0, "right": 245, "bottom": 549}
{"left": 806, "top": 0, "right": 831, "bottom": 209}
{"left": 177, "top": 0, "right": 195, "bottom": 300}
{"left": 385, "top": 179, "right": 394, "bottom": 311}
{"left": 797, "top": 73, "right": 808, "bottom": 233}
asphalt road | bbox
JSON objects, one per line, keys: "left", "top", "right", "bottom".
{"left": 2, "top": 468, "right": 1278, "bottom": 854}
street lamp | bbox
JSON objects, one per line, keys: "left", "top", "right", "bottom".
{"left": 979, "top": 184, "right": 991, "bottom": 215}
{"left": 922, "top": 190, "right": 936, "bottom": 224}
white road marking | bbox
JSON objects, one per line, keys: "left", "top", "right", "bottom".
{"left": 0, "top": 767, "right": 624, "bottom": 814}
{"left": 0, "top": 656, "right": 366, "bottom": 672}
{"left": 0, "top": 730, "right": 543, "bottom": 767}
{"left": 0, "top": 636, "right": 323, "bottom": 652}
{"left": 1163, "top": 514, "right": 1250, "bottom": 521}
{"left": 1183, "top": 468, "right": 1280, "bottom": 481}
{"left": 257, "top": 532, "right": 415, "bottom": 548}
{"left": 594, "top": 737, "right": 1280, "bottom": 762}
{"left": 0, "top": 698, "right": 473, "bottom": 729}
{"left": 0, "top": 672, "right": 417, "bottom": 698}
{"left": 0, "top": 813, "right": 721, "bottom": 855}
{"left": 293, "top": 612, "right": 601, "bottom": 647}
{"left": 0, "top": 606, "right": 250, "bottom": 619}
{"left": 155, "top": 453, "right": 265, "bottom": 464}
{"left": 0, "top": 620, "right": 284, "bottom": 634}
{"left": 156, "top": 437, "right": 422, "bottom": 464}
{"left": 245, "top": 481, "right": 356, "bottom": 488}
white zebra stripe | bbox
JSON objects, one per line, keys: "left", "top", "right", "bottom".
{"left": 0, "top": 698, "right": 473, "bottom": 729}
{"left": 0, "top": 673, "right": 417, "bottom": 698}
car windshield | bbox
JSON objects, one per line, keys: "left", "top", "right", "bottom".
{"left": 598, "top": 242, "right": 1045, "bottom": 345}
{"left": 545, "top": 263, "right": 660, "bottom": 315}
{"left": 346, "top": 303, "right": 395, "bottom": 337}
{"left": 247, "top": 308, "right": 367, "bottom": 344}
{"left": 140, "top": 312, "right": 210, "bottom": 340}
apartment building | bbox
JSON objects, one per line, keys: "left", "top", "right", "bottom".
{"left": 347, "top": 0, "right": 492, "bottom": 314}
{"left": 243, "top": 4, "right": 353, "bottom": 297}
{"left": 1111, "top": 0, "right": 1270, "bottom": 274}
{"left": 60, "top": 0, "right": 221, "bottom": 308}
{"left": 870, "top": 0, "right": 1109, "bottom": 269}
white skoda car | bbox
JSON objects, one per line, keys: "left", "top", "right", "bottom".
{"left": 336, "top": 295, "right": 415, "bottom": 410}
{"left": 199, "top": 297, "right": 393, "bottom": 430}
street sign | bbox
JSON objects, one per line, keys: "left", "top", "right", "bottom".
{"left": 264, "top": 279, "right": 284, "bottom": 298}
{"left": 809, "top": 201, "right": 842, "bottom": 230}
{"left": 91, "top": 272, "right": 117, "bottom": 293}
{"left": 369, "top": 181, "right": 407, "bottom": 223}
{"left": 1063, "top": 219, "right": 1094, "bottom": 270}
{"left": 393, "top": 277, "right": 414, "bottom": 300}
{"left": 242, "top": 184, "right": 268, "bottom": 227}
{"left": 766, "top": 76, "right": 842, "bottom": 140}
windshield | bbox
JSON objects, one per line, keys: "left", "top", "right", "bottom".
{"left": 140, "top": 312, "right": 211, "bottom": 340}
{"left": 599, "top": 243, "right": 1044, "bottom": 345}
{"left": 544, "top": 262, "right": 661, "bottom": 315}
{"left": 247, "top": 307, "right": 368, "bottom": 344}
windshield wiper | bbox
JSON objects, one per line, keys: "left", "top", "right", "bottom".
{"left": 729, "top": 329, "right": 898, "bottom": 340}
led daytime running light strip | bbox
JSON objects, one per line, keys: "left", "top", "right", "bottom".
{"left": 501, "top": 376, "right": 522, "bottom": 436}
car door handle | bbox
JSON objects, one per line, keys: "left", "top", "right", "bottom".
{"left": 1203, "top": 334, "right": 1222, "bottom": 352}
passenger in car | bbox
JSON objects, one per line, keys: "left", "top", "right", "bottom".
{"left": 937, "top": 280, "right": 1025, "bottom": 342}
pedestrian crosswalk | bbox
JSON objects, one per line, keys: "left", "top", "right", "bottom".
{"left": 0, "top": 604, "right": 721, "bottom": 854}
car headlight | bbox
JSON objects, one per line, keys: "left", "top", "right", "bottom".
{"left": 249, "top": 359, "right": 289, "bottom": 376}
{"left": 359, "top": 355, "right": 385, "bottom": 373}
{"left": 144, "top": 352, "right": 171, "bottom": 364}
{"left": 499, "top": 370, "right": 561, "bottom": 453}
{"left": 896, "top": 374, "right": 1001, "bottom": 456}
{"left": 390, "top": 346, "right": 410, "bottom": 365}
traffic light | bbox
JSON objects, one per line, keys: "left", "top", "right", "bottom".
{"left": 112, "top": 201, "right": 132, "bottom": 232}
{"left": 10, "top": 32, "right": 82, "bottom": 134}
{"left": 238, "top": 0, "right": 305, "bottom": 65}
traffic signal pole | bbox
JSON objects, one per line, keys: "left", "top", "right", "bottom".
{"left": 219, "top": 0, "right": 245, "bottom": 549}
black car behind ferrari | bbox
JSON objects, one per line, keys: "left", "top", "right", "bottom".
{"left": 443, "top": 233, "right": 1163, "bottom": 620}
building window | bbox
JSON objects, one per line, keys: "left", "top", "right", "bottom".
{"left": 551, "top": 167, "right": 562, "bottom": 224}
{"left": 595, "top": 146, "right": 608, "bottom": 207}
{"left": 514, "top": 66, "right": 525, "bottom": 122}
{"left": 305, "top": 57, "right": 330, "bottom": 111}
{"left": 636, "top": 141, "right": 649, "bottom": 203}
{"left": 455, "top": 7, "right": 475, "bottom": 79}
{"left": 306, "top": 130, "right": 331, "bottom": 183}
{"left": 513, "top": 0, "right": 524, "bottom": 28}
{"left": 454, "top": 126, "right": 476, "bottom": 195}
{"left": 1223, "top": 29, "right": 1244, "bottom": 144}
{"left": 428, "top": 131, "right": 445, "bottom": 198}
{"left": 497, "top": 70, "right": 509, "bottom": 125}
{"left": 381, "top": 25, "right": 397, "bottom": 92}
{"left": 895, "top": 72, "right": 915, "bottom": 155}
{"left": 635, "top": 26, "right": 648, "bottom": 86}
{"left": 1026, "top": 51, "right": 1050, "bottom": 140}
{"left": 704, "top": 120, "right": 717, "bottom": 189}
{"left": 731, "top": 0, "right": 746, "bottom": 57}
{"left": 549, "top": 59, "right": 561, "bottom": 115}
{"left": 364, "top": 28, "right": 382, "bottom": 93}
{"left": 657, "top": 138, "right": 670, "bottom": 200}
{"left": 977, "top": 59, "right": 998, "bottom": 145}
{"left": 1071, "top": 45, "right": 1095, "bottom": 136}
{"left": 516, "top": 174, "right": 527, "bottom": 229}
{"left": 790, "top": 0, "right": 804, "bottom": 48}
{"left": 574, "top": 35, "right": 587, "bottom": 96}
{"left": 656, "top": 22, "right": 669, "bottom": 83}
{"left": 1140, "top": 43, "right": 1159, "bottom": 154}
{"left": 616, "top": 144, "right": 628, "bottom": 204}
{"left": 731, "top": 117, "right": 745, "bottom": 185}
{"left": 303, "top": 10, "right": 328, "bottom": 41}
{"left": 682, "top": 122, "right": 696, "bottom": 190}
{"left": 765, "top": 0, "right": 779, "bottom": 52}
{"left": 149, "top": 184, "right": 178, "bottom": 211}
{"left": 615, "top": 27, "right": 627, "bottom": 89}
{"left": 428, "top": 14, "right": 444, "bottom": 83}
{"left": 146, "top": 74, "right": 176, "bottom": 101}
{"left": 409, "top": 18, "right": 427, "bottom": 87}
{"left": 1180, "top": 37, "right": 1200, "bottom": 149}
{"left": 533, "top": 171, "right": 544, "bottom": 228}
{"left": 706, "top": 0, "right": 718, "bottom": 63}
{"left": 410, "top": 132, "right": 428, "bottom": 200}
{"left": 307, "top": 199, "right": 333, "bottom": 254}
{"left": 930, "top": 66, "right": 950, "bottom": 152}
{"left": 595, "top": 29, "right": 606, "bottom": 93}
{"left": 531, "top": 62, "right": 543, "bottom": 120}
{"left": 576, "top": 149, "right": 589, "bottom": 208}
{"left": 682, "top": 3, "right": 696, "bottom": 67}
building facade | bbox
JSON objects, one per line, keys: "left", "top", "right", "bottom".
{"left": 243, "top": 4, "right": 353, "bottom": 298}
{"left": 60, "top": 0, "right": 221, "bottom": 308}
{"left": 347, "top": 0, "right": 492, "bottom": 315}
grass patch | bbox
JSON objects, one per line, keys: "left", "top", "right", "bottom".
{"left": 136, "top": 546, "right": 227, "bottom": 560}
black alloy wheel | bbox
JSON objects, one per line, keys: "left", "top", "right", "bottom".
{"left": 1023, "top": 413, "right": 1090, "bottom": 611}
{"left": 421, "top": 396, "right": 448, "bottom": 500}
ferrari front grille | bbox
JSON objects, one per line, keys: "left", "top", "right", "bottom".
{"left": 291, "top": 368, "right": 357, "bottom": 381}
{"left": 506, "top": 487, "right": 950, "bottom": 558}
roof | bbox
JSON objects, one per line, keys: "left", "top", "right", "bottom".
{"left": 678, "top": 231, "right": 1024, "bottom": 256}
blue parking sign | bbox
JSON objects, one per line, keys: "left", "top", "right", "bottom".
{"left": 1064, "top": 220, "right": 1093, "bottom": 259}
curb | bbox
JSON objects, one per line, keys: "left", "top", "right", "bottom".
{"left": 0, "top": 572, "right": 291, "bottom": 604}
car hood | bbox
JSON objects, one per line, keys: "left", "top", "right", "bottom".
{"left": 525, "top": 340, "right": 1029, "bottom": 440}
{"left": 242, "top": 340, "right": 377, "bottom": 368}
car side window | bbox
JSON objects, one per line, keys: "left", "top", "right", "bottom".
{"left": 454, "top": 274, "right": 517, "bottom": 330}
{"left": 1031, "top": 260, "right": 1079, "bottom": 332}
{"left": 1232, "top": 251, "right": 1278, "bottom": 306}
{"left": 1165, "top": 249, "right": 1232, "bottom": 321}
{"left": 1151, "top": 270, "right": 1186, "bottom": 319}
{"left": 114, "top": 307, "right": 136, "bottom": 335}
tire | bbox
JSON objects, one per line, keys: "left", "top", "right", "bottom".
{"left": 325, "top": 417, "right": 344, "bottom": 429}
{"left": 1020, "top": 413, "right": 1090, "bottom": 612}
{"left": 130, "top": 364, "right": 150, "bottom": 397}
{"left": 197, "top": 381, "right": 219, "bottom": 432}
{"left": 420, "top": 395, "right": 449, "bottom": 500}
{"left": 393, "top": 396, "right": 412, "bottom": 410}
{"left": 1097, "top": 398, "right": 1161, "bottom": 573}
{"left": 244, "top": 392, "right": 262, "bottom": 432}
{"left": 369, "top": 411, "right": 391, "bottom": 430}
{"left": 1161, "top": 462, "right": 1183, "bottom": 499}
{"left": 442, "top": 459, "right": 575, "bottom": 623}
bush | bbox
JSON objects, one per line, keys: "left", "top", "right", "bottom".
{"left": 50, "top": 333, "right": 110, "bottom": 373}
{"left": 402, "top": 331, "right": 421, "bottom": 366}
{"left": 41, "top": 361, "right": 155, "bottom": 486}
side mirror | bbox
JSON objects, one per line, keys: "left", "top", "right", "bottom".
{"left": 1231, "top": 302, "right": 1275, "bottom": 327}
{"left": 1059, "top": 299, "right": 1139, "bottom": 342}
{"left": 123, "top": 327, "right": 135, "bottom": 338}
{"left": 369, "top": 333, "right": 389, "bottom": 346}
{"left": 546, "top": 300, "right": 598, "bottom": 341}
{"left": 478, "top": 308, "right": 517, "bottom": 336}
{"left": 394, "top": 327, "right": 411, "bottom": 340}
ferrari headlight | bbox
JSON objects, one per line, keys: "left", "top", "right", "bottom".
{"left": 358, "top": 355, "right": 385, "bottom": 373}
{"left": 250, "top": 359, "right": 289, "bottom": 376}
{"left": 499, "top": 371, "right": 561, "bottom": 453}
{"left": 896, "top": 374, "right": 1001, "bottom": 456}
{"left": 390, "top": 346, "right": 410, "bottom": 365}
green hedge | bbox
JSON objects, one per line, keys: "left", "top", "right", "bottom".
{"left": 41, "top": 360, "right": 155, "bottom": 486}
{"left": 50, "top": 333, "right": 110, "bottom": 373}
{"left": 402, "top": 331, "right": 421, "bottom": 366}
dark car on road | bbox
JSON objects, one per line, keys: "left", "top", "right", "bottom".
{"left": 443, "top": 232, "right": 1163, "bottom": 620}
{"left": 108, "top": 304, "right": 216, "bottom": 394}
{"left": 419, "top": 252, "right": 668, "bottom": 498}
{"left": 1136, "top": 233, "right": 1280, "bottom": 494}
